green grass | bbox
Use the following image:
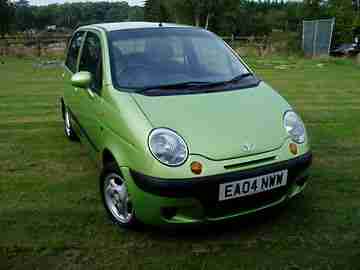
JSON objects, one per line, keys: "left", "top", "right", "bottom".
{"left": 1, "top": 56, "right": 360, "bottom": 270}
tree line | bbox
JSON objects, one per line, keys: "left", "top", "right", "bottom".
{"left": 0, "top": 0, "right": 143, "bottom": 37}
{"left": 0, "top": 0, "right": 359, "bottom": 46}
{"left": 144, "top": 0, "right": 360, "bottom": 44}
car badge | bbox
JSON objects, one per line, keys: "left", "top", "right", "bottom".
{"left": 242, "top": 143, "right": 255, "bottom": 153}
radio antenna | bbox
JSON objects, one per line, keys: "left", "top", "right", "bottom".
{"left": 158, "top": 0, "right": 163, "bottom": 27}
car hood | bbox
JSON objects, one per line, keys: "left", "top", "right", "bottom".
{"left": 131, "top": 82, "right": 291, "bottom": 160}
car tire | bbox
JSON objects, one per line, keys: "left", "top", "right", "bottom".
{"left": 61, "top": 98, "right": 78, "bottom": 141}
{"left": 100, "top": 162, "right": 139, "bottom": 229}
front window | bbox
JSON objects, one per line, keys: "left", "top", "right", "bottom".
{"left": 65, "top": 31, "right": 85, "bottom": 73}
{"left": 108, "top": 28, "right": 251, "bottom": 91}
{"left": 79, "top": 32, "right": 103, "bottom": 94}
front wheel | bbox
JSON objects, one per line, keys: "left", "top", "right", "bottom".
{"left": 100, "top": 162, "right": 138, "bottom": 228}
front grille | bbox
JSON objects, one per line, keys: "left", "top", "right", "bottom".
{"left": 224, "top": 156, "right": 277, "bottom": 170}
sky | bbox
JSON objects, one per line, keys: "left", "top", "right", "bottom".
{"left": 27, "top": 0, "right": 145, "bottom": 6}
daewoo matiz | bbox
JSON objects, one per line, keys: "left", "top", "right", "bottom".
{"left": 61, "top": 22, "right": 312, "bottom": 228}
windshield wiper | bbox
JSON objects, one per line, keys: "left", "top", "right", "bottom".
{"left": 194, "top": 73, "right": 253, "bottom": 88}
{"left": 137, "top": 73, "right": 254, "bottom": 93}
{"left": 224, "top": 73, "right": 253, "bottom": 84}
{"left": 138, "top": 81, "right": 215, "bottom": 92}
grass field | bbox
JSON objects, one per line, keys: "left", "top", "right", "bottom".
{"left": 1, "top": 56, "right": 360, "bottom": 270}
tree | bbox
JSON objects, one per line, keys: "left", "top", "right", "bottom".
{"left": 327, "top": 0, "right": 358, "bottom": 44}
{"left": 15, "top": 0, "right": 34, "bottom": 31}
{"left": 204, "top": 0, "right": 228, "bottom": 29}
{"left": 303, "top": 0, "right": 325, "bottom": 19}
{"left": 0, "top": 0, "right": 14, "bottom": 37}
{"left": 128, "top": 6, "right": 144, "bottom": 21}
{"left": 171, "top": 0, "right": 207, "bottom": 27}
{"left": 105, "top": 2, "right": 130, "bottom": 22}
{"left": 144, "top": 0, "right": 171, "bottom": 22}
{"left": 353, "top": 0, "right": 360, "bottom": 11}
{"left": 169, "top": 0, "right": 236, "bottom": 29}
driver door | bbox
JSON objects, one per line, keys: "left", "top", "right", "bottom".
{"left": 76, "top": 31, "right": 105, "bottom": 158}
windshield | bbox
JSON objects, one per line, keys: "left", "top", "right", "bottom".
{"left": 108, "top": 28, "right": 250, "bottom": 91}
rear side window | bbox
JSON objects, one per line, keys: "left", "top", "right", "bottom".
{"left": 65, "top": 31, "right": 85, "bottom": 73}
{"left": 79, "top": 32, "right": 103, "bottom": 94}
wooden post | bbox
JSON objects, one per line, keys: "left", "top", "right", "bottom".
{"left": 37, "top": 38, "right": 41, "bottom": 57}
{"left": 6, "top": 39, "right": 9, "bottom": 56}
{"left": 1, "top": 39, "right": 9, "bottom": 57}
{"left": 0, "top": 39, "right": 4, "bottom": 56}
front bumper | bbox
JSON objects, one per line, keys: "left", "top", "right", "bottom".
{"left": 125, "top": 152, "right": 312, "bottom": 225}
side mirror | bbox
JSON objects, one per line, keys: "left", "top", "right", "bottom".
{"left": 71, "top": 71, "right": 92, "bottom": 89}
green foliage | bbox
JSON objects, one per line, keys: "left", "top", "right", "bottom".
{"left": 0, "top": 0, "right": 14, "bottom": 37}
{"left": 144, "top": 0, "right": 172, "bottom": 23}
{"left": 128, "top": 6, "right": 144, "bottom": 22}
{"left": 8, "top": 0, "right": 360, "bottom": 50}
{"left": 303, "top": 0, "right": 326, "bottom": 20}
{"left": 326, "top": 0, "right": 358, "bottom": 45}
{"left": 104, "top": 2, "right": 130, "bottom": 23}
{"left": 14, "top": 0, "right": 33, "bottom": 31}
{"left": 170, "top": 0, "right": 236, "bottom": 29}
{"left": 144, "top": 0, "right": 360, "bottom": 49}
{"left": 12, "top": 1, "right": 144, "bottom": 31}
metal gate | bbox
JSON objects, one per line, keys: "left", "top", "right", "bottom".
{"left": 303, "top": 18, "right": 335, "bottom": 57}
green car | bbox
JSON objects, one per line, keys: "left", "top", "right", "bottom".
{"left": 61, "top": 22, "right": 312, "bottom": 228}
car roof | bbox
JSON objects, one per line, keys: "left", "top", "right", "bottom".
{"left": 79, "top": 22, "right": 196, "bottom": 32}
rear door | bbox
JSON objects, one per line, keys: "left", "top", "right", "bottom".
{"left": 63, "top": 31, "right": 85, "bottom": 135}
{"left": 76, "top": 30, "right": 105, "bottom": 157}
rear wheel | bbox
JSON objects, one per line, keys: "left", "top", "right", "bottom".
{"left": 100, "top": 162, "right": 138, "bottom": 228}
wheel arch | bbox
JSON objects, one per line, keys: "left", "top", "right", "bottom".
{"left": 101, "top": 148, "right": 126, "bottom": 178}
{"left": 102, "top": 148, "right": 117, "bottom": 168}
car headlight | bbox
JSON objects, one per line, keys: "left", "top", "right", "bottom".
{"left": 284, "top": 111, "right": 306, "bottom": 144}
{"left": 148, "top": 128, "right": 188, "bottom": 167}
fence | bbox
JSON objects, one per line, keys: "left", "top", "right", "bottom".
{"left": 0, "top": 35, "right": 70, "bottom": 57}
{"left": 0, "top": 34, "right": 272, "bottom": 58}
{"left": 224, "top": 35, "right": 273, "bottom": 55}
{"left": 302, "top": 18, "right": 335, "bottom": 57}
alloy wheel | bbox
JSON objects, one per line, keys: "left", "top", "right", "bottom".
{"left": 103, "top": 173, "right": 133, "bottom": 224}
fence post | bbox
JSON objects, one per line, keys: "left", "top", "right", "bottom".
{"left": 37, "top": 38, "right": 41, "bottom": 57}
{"left": 312, "top": 20, "right": 318, "bottom": 57}
{"left": 267, "top": 36, "right": 272, "bottom": 54}
{"left": 302, "top": 20, "right": 305, "bottom": 52}
{"left": 1, "top": 39, "right": 9, "bottom": 57}
{"left": 0, "top": 38, "right": 4, "bottom": 57}
{"left": 328, "top": 18, "right": 335, "bottom": 55}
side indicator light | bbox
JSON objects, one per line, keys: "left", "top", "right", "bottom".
{"left": 191, "top": 161, "right": 203, "bottom": 175}
{"left": 289, "top": 143, "right": 298, "bottom": 155}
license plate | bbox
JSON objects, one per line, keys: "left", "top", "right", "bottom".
{"left": 219, "top": 170, "right": 288, "bottom": 201}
